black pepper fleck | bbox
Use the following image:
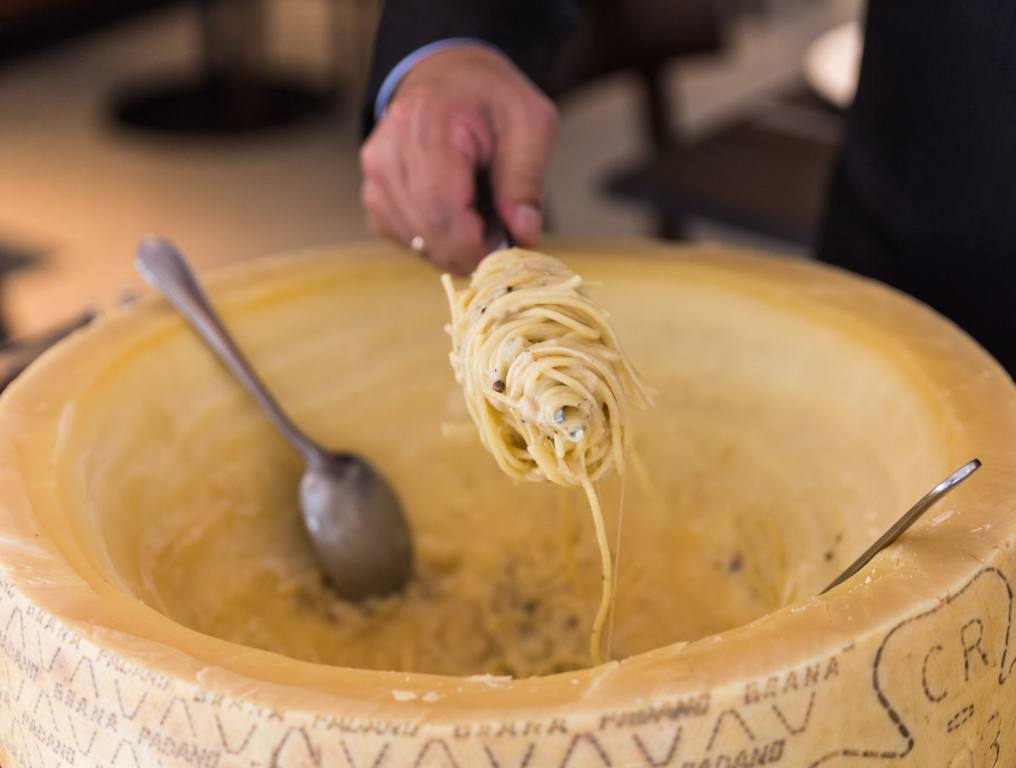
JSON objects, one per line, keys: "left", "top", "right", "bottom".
{"left": 728, "top": 553, "right": 744, "bottom": 573}
{"left": 506, "top": 285, "right": 514, "bottom": 292}
{"left": 824, "top": 551, "right": 834, "bottom": 562}
{"left": 493, "top": 379, "right": 506, "bottom": 393}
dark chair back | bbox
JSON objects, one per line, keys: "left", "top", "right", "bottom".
{"left": 546, "top": 0, "right": 726, "bottom": 145}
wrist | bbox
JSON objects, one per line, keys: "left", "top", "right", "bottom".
{"left": 375, "top": 40, "right": 507, "bottom": 120}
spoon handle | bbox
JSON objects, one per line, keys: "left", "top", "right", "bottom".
{"left": 135, "top": 236, "right": 321, "bottom": 462}
{"left": 820, "top": 458, "right": 981, "bottom": 594}
{"left": 475, "top": 167, "right": 513, "bottom": 253}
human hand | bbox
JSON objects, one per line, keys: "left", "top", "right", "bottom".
{"left": 360, "top": 45, "right": 559, "bottom": 274}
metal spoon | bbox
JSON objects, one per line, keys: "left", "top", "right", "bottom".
{"left": 821, "top": 458, "right": 981, "bottom": 594}
{"left": 135, "top": 236, "right": 413, "bottom": 601}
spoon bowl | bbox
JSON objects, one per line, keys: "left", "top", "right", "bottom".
{"left": 300, "top": 452, "right": 412, "bottom": 599}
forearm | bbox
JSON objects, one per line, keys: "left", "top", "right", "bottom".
{"left": 361, "top": 0, "right": 580, "bottom": 136}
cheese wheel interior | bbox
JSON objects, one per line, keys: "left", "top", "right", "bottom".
{"left": 40, "top": 244, "right": 949, "bottom": 677}
{"left": 3, "top": 241, "right": 1014, "bottom": 768}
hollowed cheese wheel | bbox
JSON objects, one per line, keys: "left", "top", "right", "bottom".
{"left": 0, "top": 240, "right": 1014, "bottom": 768}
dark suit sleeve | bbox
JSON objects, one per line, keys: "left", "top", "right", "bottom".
{"left": 816, "top": 0, "right": 1016, "bottom": 374}
{"left": 361, "top": 0, "right": 581, "bottom": 136}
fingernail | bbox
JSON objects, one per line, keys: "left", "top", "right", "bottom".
{"left": 514, "top": 204, "right": 542, "bottom": 243}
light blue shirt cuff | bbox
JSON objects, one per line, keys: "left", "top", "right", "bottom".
{"left": 374, "top": 38, "right": 499, "bottom": 121}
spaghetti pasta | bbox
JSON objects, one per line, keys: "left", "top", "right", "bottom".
{"left": 442, "top": 248, "right": 652, "bottom": 663}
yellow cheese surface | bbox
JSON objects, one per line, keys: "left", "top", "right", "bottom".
{"left": 1, "top": 240, "right": 1013, "bottom": 767}
{"left": 62, "top": 244, "right": 941, "bottom": 677}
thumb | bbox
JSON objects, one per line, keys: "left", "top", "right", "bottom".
{"left": 491, "top": 111, "right": 556, "bottom": 246}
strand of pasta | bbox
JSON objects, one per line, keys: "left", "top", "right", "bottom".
{"left": 604, "top": 467, "right": 627, "bottom": 660}
{"left": 442, "top": 248, "right": 651, "bottom": 665}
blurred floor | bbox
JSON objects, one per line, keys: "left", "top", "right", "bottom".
{"left": 0, "top": 0, "right": 858, "bottom": 336}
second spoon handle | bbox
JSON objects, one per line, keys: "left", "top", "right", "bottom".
{"left": 135, "top": 236, "right": 321, "bottom": 461}
{"left": 821, "top": 459, "right": 981, "bottom": 594}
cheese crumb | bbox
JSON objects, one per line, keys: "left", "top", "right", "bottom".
{"left": 468, "top": 674, "right": 513, "bottom": 688}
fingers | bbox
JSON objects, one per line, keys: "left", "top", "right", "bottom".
{"left": 491, "top": 94, "right": 559, "bottom": 247}
{"left": 360, "top": 126, "right": 420, "bottom": 247}
{"left": 360, "top": 178, "right": 412, "bottom": 245}
{"left": 362, "top": 97, "right": 490, "bottom": 274}
{"left": 359, "top": 44, "right": 560, "bottom": 272}
{"left": 403, "top": 105, "right": 489, "bottom": 273}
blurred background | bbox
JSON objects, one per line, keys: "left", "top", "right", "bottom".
{"left": 0, "top": 0, "right": 861, "bottom": 376}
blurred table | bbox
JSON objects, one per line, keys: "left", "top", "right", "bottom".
{"left": 108, "top": 0, "right": 339, "bottom": 136}
{"left": 0, "top": 242, "right": 92, "bottom": 390}
{"left": 0, "top": 243, "right": 43, "bottom": 342}
{"left": 0, "top": 0, "right": 175, "bottom": 66}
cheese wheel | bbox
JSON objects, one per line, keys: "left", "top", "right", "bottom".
{"left": 0, "top": 240, "right": 1014, "bottom": 768}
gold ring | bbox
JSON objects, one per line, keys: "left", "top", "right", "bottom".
{"left": 410, "top": 235, "right": 427, "bottom": 258}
